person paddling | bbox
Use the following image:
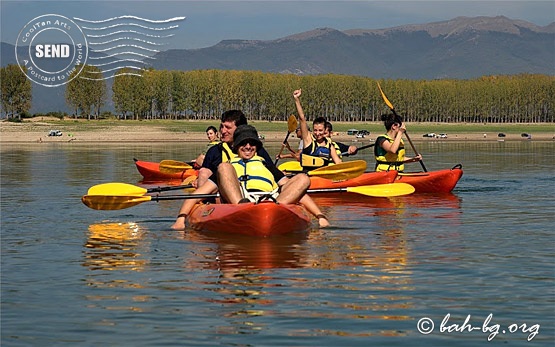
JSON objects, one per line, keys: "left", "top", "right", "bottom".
{"left": 171, "top": 110, "right": 329, "bottom": 230}
{"left": 374, "top": 113, "right": 422, "bottom": 172}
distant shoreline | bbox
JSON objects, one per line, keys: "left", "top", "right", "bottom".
{"left": 1, "top": 119, "right": 553, "bottom": 144}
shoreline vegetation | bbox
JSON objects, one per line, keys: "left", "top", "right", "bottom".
{"left": 1, "top": 117, "right": 553, "bottom": 144}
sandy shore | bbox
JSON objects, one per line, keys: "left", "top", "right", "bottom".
{"left": 1, "top": 119, "right": 553, "bottom": 144}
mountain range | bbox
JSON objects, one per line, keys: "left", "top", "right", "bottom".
{"left": 1, "top": 16, "right": 554, "bottom": 113}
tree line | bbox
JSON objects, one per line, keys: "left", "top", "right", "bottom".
{"left": 1, "top": 64, "right": 553, "bottom": 123}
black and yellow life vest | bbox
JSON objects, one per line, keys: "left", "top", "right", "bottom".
{"left": 301, "top": 135, "right": 333, "bottom": 170}
{"left": 231, "top": 155, "right": 278, "bottom": 192}
{"left": 374, "top": 134, "right": 406, "bottom": 172}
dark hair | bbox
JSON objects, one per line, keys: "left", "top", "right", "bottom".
{"left": 206, "top": 125, "right": 218, "bottom": 133}
{"left": 381, "top": 113, "right": 403, "bottom": 131}
{"left": 313, "top": 116, "right": 327, "bottom": 126}
{"left": 221, "top": 110, "right": 247, "bottom": 127}
{"left": 324, "top": 121, "right": 333, "bottom": 132}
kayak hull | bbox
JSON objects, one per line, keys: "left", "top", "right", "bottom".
{"left": 394, "top": 165, "right": 463, "bottom": 193}
{"left": 308, "top": 170, "right": 397, "bottom": 190}
{"left": 188, "top": 201, "right": 312, "bottom": 237}
{"left": 134, "top": 159, "right": 197, "bottom": 181}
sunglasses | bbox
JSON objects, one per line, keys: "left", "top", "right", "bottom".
{"left": 238, "top": 140, "right": 259, "bottom": 147}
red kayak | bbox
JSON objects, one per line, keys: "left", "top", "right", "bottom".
{"left": 134, "top": 158, "right": 197, "bottom": 181}
{"left": 188, "top": 201, "right": 312, "bottom": 237}
{"left": 308, "top": 170, "right": 397, "bottom": 189}
{"left": 394, "top": 164, "right": 463, "bottom": 193}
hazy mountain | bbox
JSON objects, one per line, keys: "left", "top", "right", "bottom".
{"left": 2, "top": 16, "right": 553, "bottom": 113}
{"left": 150, "top": 16, "right": 554, "bottom": 79}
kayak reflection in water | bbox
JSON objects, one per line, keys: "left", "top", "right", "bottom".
{"left": 171, "top": 110, "right": 329, "bottom": 230}
{"left": 374, "top": 113, "right": 422, "bottom": 172}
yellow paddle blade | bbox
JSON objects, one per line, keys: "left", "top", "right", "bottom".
{"left": 87, "top": 182, "right": 148, "bottom": 196}
{"left": 82, "top": 195, "right": 153, "bottom": 210}
{"left": 377, "top": 82, "right": 395, "bottom": 110}
{"left": 287, "top": 114, "right": 298, "bottom": 132}
{"left": 159, "top": 160, "right": 192, "bottom": 174}
{"left": 308, "top": 160, "right": 367, "bottom": 180}
{"left": 346, "top": 183, "right": 415, "bottom": 197}
{"left": 278, "top": 161, "right": 303, "bottom": 171}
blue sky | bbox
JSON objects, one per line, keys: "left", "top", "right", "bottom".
{"left": 1, "top": 1, "right": 553, "bottom": 50}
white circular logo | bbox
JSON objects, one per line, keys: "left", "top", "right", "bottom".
{"left": 15, "top": 14, "right": 88, "bottom": 87}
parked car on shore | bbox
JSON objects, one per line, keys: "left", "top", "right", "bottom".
{"left": 422, "top": 133, "right": 436, "bottom": 138}
{"left": 48, "top": 130, "right": 62, "bottom": 136}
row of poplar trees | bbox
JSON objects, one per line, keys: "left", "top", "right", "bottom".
{"left": 2, "top": 64, "right": 554, "bottom": 122}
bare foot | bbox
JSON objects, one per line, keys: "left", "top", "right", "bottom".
{"left": 171, "top": 217, "right": 186, "bottom": 230}
{"left": 318, "top": 217, "right": 330, "bottom": 228}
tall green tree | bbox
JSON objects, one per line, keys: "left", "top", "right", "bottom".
{"left": 112, "top": 68, "right": 148, "bottom": 119}
{"left": 65, "top": 64, "right": 106, "bottom": 119}
{"left": 0, "top": 64, "right": 32, "bottom": 120}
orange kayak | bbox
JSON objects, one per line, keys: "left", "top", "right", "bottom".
{"left": 394, "top": 164, "right": 463, "bottom": 193}
{"left": 134, "top": 159, "right": 197, "bottom": 181}
{"left": 308, "top": 170, "right": 397, "bottom": 189}
{"left": 188, "top": 201, "right": 312, "bottom": 237}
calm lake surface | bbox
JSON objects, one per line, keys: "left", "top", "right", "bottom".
{"left": 1, "top": 140, "right": 554, "bottom": 346}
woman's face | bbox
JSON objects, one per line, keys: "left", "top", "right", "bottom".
{"left": 206, "top": 129, "right": 217, "bottom": 142}
{"left": 312, "top": 123, "right": 326, "bottom": 142}
{"left": 237, "top": 142, "right": 257, "bottom": 160}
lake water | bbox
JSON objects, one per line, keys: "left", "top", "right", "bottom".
{"left": 1, "top": 140, "right": 554, "bottom": 346}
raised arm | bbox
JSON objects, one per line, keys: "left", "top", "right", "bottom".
{"left": 293, "top": 89, "right": 312, "bottom": 150}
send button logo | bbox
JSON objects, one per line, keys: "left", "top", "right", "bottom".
{"left": 16, "top": 14, "right": 88, "bottom": 87}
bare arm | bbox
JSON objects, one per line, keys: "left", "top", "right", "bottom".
{"left": 293, "top": 89, "right": 312, "bottom": 149}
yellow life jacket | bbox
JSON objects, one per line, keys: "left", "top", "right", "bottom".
{"left": 203, "top": 140, "right": 220, "bottom": 155}
{"left": 301, "top": 135, "right": 333, "bottom": 170}
{"left": 220, "top": 142, "right": 236, "bottom": 163}
{"left": 231, "top": 155, "right": 278, "bottom": 192}
{"left": 374, "top": 134, "right": 406, "bottom": 172}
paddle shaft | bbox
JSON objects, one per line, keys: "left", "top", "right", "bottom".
{"left": 147, "top": 184, "right": 193, "bottom": 193}
{"left": 341, "top": 143, "right": 374, "bottom": 157}
{"left": 274, "top": 131, "right": 292, "bottom": 165}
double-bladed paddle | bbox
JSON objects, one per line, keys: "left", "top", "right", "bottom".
{"left": 82, "top": 182, "right": 415, "bottom": 210}
{"left": 377, "top": 82, "right": 428, "bottom": 172}
{"left": 274, "top": 115, "right": 299, "bottom": 165}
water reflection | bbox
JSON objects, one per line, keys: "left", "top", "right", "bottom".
{"left": 83, "top": 222, "right": 149, "bottom": 272}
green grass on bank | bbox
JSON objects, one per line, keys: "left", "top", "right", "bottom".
{"left": 6, "top": 118, "right": 554, "bottom": 135}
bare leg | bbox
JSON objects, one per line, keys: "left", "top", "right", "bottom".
{"left": 217, "top": 162, "right": 243, "bottom": 204}
{"left": 276, "top": 174, "right": 310, "bottom": 204}
{"left": 299, "top": 194, "right": 330, "bottom": 228}
{"left": 171, "top": 179, "right": 218, "bottom": 230}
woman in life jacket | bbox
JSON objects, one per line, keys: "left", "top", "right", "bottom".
{"left": 218, "top": 125, "right": 330, "bottom": 227}
{"left": 293, "top": 89, "right": 342, "bottom": 170}
{"left": 193, "top": 125, "right": 220, "bottom": 168}
{"left": 374, "top": 113, "right": 422, "bottom": 172}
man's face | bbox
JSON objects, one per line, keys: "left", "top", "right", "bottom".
{"left": 220, "top": 121, "right": 237, "bottom": 144}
